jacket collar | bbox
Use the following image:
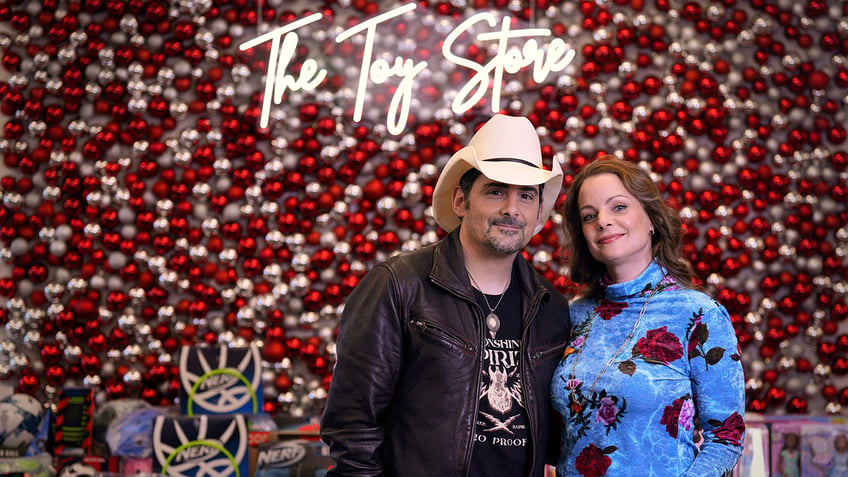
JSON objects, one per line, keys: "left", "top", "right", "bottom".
{"left": 430, "top": 229, "right": 543, "bottom": 300}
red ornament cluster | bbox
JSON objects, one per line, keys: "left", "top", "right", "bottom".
{"left": 0, "top": 0, "right": 846, "bottom": 417}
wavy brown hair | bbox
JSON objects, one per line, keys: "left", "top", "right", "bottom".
{"left": 561, "top": 155, "right": 697, "bottom": 298}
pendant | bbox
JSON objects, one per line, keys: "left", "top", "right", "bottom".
{"left": 569, "top": 390, "right": 584, "bottom": 414}
{"left": 486, "top": 312, "right": 500, "bottom": 336}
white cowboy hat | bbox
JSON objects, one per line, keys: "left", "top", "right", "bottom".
{"left": 431, "top": 114, "right": 563, "bottom": 234}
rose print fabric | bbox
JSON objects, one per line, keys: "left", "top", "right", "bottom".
{"left": 551, "top": 261, "right": 745, "bottom": 476}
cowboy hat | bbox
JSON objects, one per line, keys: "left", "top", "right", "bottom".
{"left": 431, "top": 114, "right": 563, "bottom": 234}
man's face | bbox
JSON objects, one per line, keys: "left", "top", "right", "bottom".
{"left": 452, "top": 176, "right": 542, "bottom": 256}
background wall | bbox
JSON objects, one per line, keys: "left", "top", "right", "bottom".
{"left": 0, "top": 0, "right": 845, "bottom": 418}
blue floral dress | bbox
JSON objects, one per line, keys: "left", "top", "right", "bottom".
{"left": 551, "top": 261, "right": 745, "bottom": 476}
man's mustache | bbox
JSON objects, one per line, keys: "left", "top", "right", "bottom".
{"left": 490, "top": 218, "right": 525, "bottom": 228}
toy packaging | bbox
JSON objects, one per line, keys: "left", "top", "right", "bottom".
{"left": 50, "top": 388, "right": 95, "bottom": 457}
{"left": 151, "top": 414, "right": 250, "bottom": 476}
{"left": 179, "top": 345, "right": 263, "bottom": 416}
{"left": 252, "top": 438, "right": 333, "bottom": 477}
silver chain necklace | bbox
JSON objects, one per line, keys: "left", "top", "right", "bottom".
{"left": 568, "top": 279, "right": 664, "bottom": 413}
{"left": 467, "top": 271, "right": 511, "bottom": 339}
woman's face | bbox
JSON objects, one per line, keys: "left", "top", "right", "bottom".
{"left": 578, "top": 173, "right": 654, "bottom": 283}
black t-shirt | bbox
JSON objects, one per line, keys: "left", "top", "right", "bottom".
{"left": 468, "top": 274, "right": 530, "bottom": 476}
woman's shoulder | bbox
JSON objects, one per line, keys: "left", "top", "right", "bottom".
{"left": 656, "top": 285, "right": 735, "bottom": 331}
{"left": 567, "top": 296, "right": 598, "bottom": 321}
{"left": 662, "top": 283, "right": 725, "bottom": 309}
{"left": 568, "top": 295, "right": 598, "bottom": 309}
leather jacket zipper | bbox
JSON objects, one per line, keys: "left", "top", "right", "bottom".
{"left": 463, "top": 308, "right": 487, "bottom": 477}
{"left": 531, "top": 343, "right": 565, "bottom": 360}
{"left": 410, "top": 319, "right": 476, "bottom": 353}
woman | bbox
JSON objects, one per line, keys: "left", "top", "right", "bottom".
{"left": 551, "top": 156, "right": 745, "bottom": 476}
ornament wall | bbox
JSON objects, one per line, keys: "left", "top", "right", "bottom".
{"left": 0, "top": 0, "right": 846, "bottom": 418}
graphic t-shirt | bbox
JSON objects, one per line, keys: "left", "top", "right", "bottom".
{"left": 469, "top": 277, "right": 529, "bottom": 476}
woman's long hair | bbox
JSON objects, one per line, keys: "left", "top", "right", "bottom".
{"left": 561, "top": 155, "right": 697, "bottom": 297}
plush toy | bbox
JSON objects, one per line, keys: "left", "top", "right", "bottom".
{"left": 106, "top": 406, "right": 168, "bottom": 458}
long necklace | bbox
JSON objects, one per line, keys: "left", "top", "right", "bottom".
{"left": 467, "top": 271, "right": 510, "bottom": 339}
{"left": 568, "top": 280, "right": 663, "bottom": 412}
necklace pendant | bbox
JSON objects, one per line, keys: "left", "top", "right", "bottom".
{"left": 467, "top": 271, "right": 510, "bottom": 338}
{"left": 485, "top": 312, "right": 500, "bottom": 335}
{"left": 569, "top": 390, "right": 583, "bottom": 413}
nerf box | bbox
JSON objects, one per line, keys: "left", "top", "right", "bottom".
{"left": 152, "top": 414, "right": 249, "bottom": 477}
{"left": 250, "top": 433, "right": 333, "bottom": 476}
{"left": 178, "top": 345, "right": 263, "bottom": 415}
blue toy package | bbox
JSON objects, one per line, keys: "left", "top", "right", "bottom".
{"left": 152, "top": 414, "right": 249, "bottom": 477}
{"left": 254, "top": 439, "right": 333, "bottom": 477}
{"left": 178, "top": 345, "right": 263, "bottom": 416}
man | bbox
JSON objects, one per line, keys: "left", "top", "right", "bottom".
{"left": 320, "top": 114, "right": 571, "bottom": 476}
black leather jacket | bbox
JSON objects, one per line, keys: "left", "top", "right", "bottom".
{"left": 320, "top": 230, "right": 571, "bottom": 476}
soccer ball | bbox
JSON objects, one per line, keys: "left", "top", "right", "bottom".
{"left": 2, "top": 393, "right": 42, "bottom": 419}
{"left": 0, "top": 393, "right": 44, "bottom": 449}
{"left": 57, "top": 462, "right": 97, "bottom": 477}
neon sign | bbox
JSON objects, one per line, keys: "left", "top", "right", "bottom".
{"left": 239, "top": 3, "right": 576, "bottom": 135}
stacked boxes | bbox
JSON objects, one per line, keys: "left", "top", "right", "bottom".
{"left": 151, "top": 414, "right": 250, "bottom": 477}
{"left": 150, "top": 344, "right": 263, "bottom": 476}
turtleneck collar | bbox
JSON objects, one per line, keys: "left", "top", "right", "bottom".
{"left": 601, "top": 260, "right": 668, "bottom": 301}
